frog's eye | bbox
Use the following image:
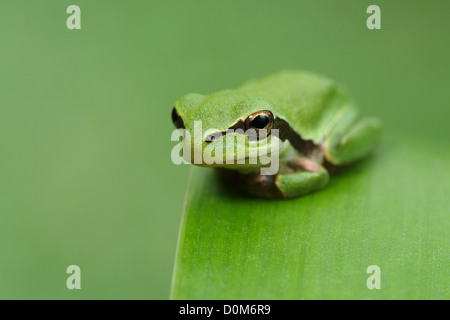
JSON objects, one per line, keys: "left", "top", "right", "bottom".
{"left": 245, "top": 110, "right": 273, "bottom": 129}
{"left": 171, "top": 107, "right": 185, "bottom": 129}
{"left": 244, "top": 110, "right": 273, "bottom": 140}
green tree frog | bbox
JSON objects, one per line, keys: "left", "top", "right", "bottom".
{"left": 171, "top": 71, "right": 382, "bottom": 199}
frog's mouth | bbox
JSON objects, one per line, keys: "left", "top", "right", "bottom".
{"left": 234, "top": 138, "right": 288, "bottom": 163}
{"left": 187, "top": 136, "right": 288, "bottom": 168}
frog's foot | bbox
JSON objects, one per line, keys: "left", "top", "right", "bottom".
{"left": 324, "top": 117, "right": 382, "bottom": 165}
{"left": 274, "top": 158, "right": 329, "bottom": 199}
{"left": 234, "top": 158, "right": 329, "bottom": 199}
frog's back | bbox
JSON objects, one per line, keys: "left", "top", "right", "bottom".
{"left": 238, "top": 70, "right": 355, "bottom": 143}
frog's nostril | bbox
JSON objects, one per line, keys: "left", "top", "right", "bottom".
{"left": 205, "top": 135, "right": 216, "bottom": 143}
{"left": 205, "top": 131, "right": 225, "bottom": 143}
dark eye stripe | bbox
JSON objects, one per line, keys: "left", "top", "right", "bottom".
{"left": 204, "top": 120, "right": 245, "bottom": 143}
{"left": 171, "top": 107, "right": 185, "bottom": 129}
{"left": 203, "top": 112, "right": 274, "bottom": 143}
{"left": 227, "top": 119, "right": 245, "bottom": 131}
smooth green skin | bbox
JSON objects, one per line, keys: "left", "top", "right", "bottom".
{"left": 174, "top": 71, "right": 382, "bottom": 198}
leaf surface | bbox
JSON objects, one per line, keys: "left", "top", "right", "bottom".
{"left": 171, "top": 132, "right": 449, "bottom": 299}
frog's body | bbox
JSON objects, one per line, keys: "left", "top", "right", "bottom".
{"left": 172, "top": 71, "right": 382, "bottom": 199}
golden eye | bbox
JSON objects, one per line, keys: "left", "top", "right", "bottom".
{"left": 244, "top": 110, "right": 273, "bottom": 140}
{"left": 251, "top": 114, "right": 270, "bottom": 128}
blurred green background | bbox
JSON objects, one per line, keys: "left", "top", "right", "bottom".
{"left": 0, "top": 1, "right": 448, "bottom": 299}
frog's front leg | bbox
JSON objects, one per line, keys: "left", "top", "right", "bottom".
{"left": 275, "top": 158, "right": 329, "bottom": 199}
{"left": 232, "top": 158, "right": 329, "bottom": 199}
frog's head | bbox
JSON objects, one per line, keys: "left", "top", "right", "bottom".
{"left": 171, "top": 90, "right": 285, "bottom": 168}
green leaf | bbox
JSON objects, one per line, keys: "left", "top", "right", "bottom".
{"left": 170, "top": 132, "right": 450, "bottom": 299}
